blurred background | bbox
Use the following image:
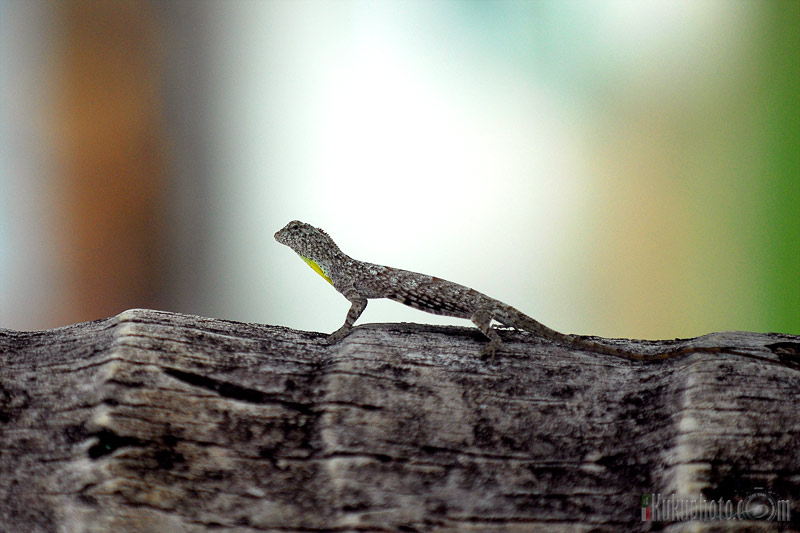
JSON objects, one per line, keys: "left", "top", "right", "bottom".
{"left": 1, "top": 0, "right": 798, "bottom": 339}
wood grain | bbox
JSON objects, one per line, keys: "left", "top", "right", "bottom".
{"left": 1, "top": 309, "right": 798, "bottom": 531}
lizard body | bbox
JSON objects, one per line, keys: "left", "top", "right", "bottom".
{"left": 275, "top": 220, "right": 743, "bottom": 361}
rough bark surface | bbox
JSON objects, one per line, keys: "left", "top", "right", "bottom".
{"left": 1, "top": 308, "right": 799, "bottom": 532}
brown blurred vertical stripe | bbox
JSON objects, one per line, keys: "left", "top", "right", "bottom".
{"left": 55, "top": 0, "right": 167, "bottom": 323}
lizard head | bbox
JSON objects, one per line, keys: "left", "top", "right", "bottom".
{"left": 275, "top": 220, "right": 341, "bottom": 285}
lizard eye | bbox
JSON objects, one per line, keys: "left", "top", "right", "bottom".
{"left": 291, "top": 223, "right": 299, "bottom": 231}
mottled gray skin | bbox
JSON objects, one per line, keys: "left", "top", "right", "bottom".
{"left": 275, "top": 220, "right": 740, "bottom": 361}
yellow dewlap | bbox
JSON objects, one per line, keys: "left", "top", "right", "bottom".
{"left": 300, "top": 255, "right": 333, "bottom": 285}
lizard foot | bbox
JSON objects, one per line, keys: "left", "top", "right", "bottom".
{"left": 480, "top": 340, "right": 501, "bottom": 361}
{"left": 325, "top": 326, "right": 351, "bottom": 345}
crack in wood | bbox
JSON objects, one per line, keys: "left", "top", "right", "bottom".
{"left": 163, "top": 367, "right": 314, "bottom": 414}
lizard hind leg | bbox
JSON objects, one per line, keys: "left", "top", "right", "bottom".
{"left": 470, "top": 308, "right": 503, "bottom": 360}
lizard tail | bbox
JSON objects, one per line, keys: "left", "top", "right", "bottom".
{"left": 493, "top": 303, "right": 789, "bottom": 369}
{"left": 492, "top": 305, "right": 584, "bottom": 350}
{"left": 492, "top": 304, "right": 730, "bottom": 361}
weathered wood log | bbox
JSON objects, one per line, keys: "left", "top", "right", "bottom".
{"left": 1, "top": 308, "right": 798, "bottom": 532}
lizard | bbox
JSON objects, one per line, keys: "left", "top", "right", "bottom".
{"left": 274, "top": 220, "right": 767, "bottom": 363}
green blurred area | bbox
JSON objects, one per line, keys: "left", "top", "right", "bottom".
{"left": 761, "top": 1, "right": 800, "bottom": 334}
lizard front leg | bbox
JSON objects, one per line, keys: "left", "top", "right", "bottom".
{"left": 327, "top": 287, "right": 367, "bottom": 344}
{"left": 471, "top": 307, "right": 504, "bottom": 359}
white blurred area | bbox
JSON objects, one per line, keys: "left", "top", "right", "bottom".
{"left": 0, "top": 1, "right": 771, "bottom": 338}
{"left": 0, "top": 1, "right": 62, "bottom": 329}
